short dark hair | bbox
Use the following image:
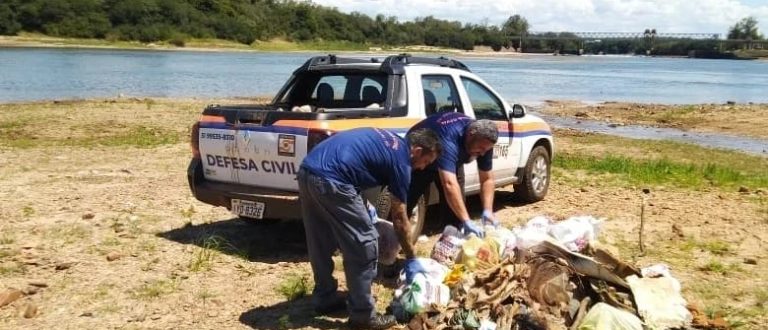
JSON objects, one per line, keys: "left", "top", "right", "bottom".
{"left": 407, "top": 128, "right": 442, "bottom": 156}
{"left": 468, "top": 120, "right": 498, "bottom": 143}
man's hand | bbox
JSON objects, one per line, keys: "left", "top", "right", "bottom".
{"left": 390, "top": 197, "right": 415, "bottom": 259}
{"left": 462, "top": 220, "right": 484, "bottom": 238}
{"left": 481, "top": 209, "right": 498, "bottom": 227}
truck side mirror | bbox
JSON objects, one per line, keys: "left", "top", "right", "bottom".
{"left": 510, "top": 104, "right": 526, "bottom": 118}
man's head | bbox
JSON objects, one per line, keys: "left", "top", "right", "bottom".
{"left": 465, "top": 120, "right": 498, "bottom": 160}
{"left": 406, "top": 128, "right": 442, "bottom": 170}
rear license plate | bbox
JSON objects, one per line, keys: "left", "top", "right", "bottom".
{"left": 231, "top": 199, "right": 265, "bottom": 219}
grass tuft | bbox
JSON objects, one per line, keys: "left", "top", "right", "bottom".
{"left": 276, "top": 273, "right": 309, "bottom": 301}
{"left": 189, "top": 235, "right": 223, "bottom": 272}
{"left": 132, "top": 279, "right": 178, "bottom": 299}
{"left": 699, "top": 259, "right": 743, "bottom": 275}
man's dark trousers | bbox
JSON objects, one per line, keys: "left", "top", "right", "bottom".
{"left": 297, "top": 169, "right": 378, "bottom": 323}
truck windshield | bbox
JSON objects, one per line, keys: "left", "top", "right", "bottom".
{"left": 276, "top": 72, "right": 389, "bottom": 112}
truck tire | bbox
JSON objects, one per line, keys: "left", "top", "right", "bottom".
{"left": 513, "top": 145, "right": 550, "bottom": 203}
{"left": 374, "top": 188, "right": 426, "bottom": 244}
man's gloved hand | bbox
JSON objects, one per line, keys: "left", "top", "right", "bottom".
{"left": 481, "top": 209, "right": 498, "bottom": 227}
{"left": 402, "top": 258, "right": 425, "bottom": 283}
{"left": 462, "top": 220, "right": 485, "bottom": 238}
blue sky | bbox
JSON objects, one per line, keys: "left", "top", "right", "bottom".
{"left": 311, "top": 0, "right": 768, "bottom": 36}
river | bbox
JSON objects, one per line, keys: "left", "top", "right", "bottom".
{"left": 1, "top": 47, "right": 767, "bottom": 104}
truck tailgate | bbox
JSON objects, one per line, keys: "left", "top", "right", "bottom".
{"left": 198, "top": 114, "right": 308, "bottom": 192}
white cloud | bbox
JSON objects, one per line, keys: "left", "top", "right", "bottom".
{"left": 311, "top": 0, "right": 768, "bottom": 36}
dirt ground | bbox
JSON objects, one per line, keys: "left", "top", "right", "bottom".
{"left": 540, "top": 100, "right": 768, "bottom": 139}
{"left": 1, "top": 99, "right": 767, "bottom": 329}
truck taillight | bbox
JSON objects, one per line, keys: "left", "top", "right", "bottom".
{"left": 191, "top": 122, "right": 200, "bottom": 159}
{"left": 307, "top": 129, "right": 334, "bottom": 151}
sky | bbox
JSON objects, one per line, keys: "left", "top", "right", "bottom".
{"left": 310, "top": 0, "right": 768, "bottom": 36}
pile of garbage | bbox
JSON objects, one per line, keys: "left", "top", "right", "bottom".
{"left": 377, "top": 216, "right": 726, "bottom": 330}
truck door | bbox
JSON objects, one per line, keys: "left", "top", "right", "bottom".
{"left": 458, "top": 77, "right": 518, "bottom": 188}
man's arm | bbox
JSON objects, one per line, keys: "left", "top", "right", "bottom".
{"left": 389, "top": 196, "right": 415, "bottom": 259}
{"left": 478, "top": 169, "right": 495, "bottom": 212}
{"left": 438, "top": 169, "right": 472, "bottom": 221}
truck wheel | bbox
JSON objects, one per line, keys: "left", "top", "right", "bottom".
{"left": 513, "top": 145, "right": 550, "bottom": 203}
{"left": 374, "top": 188, "right": 426, "bottom": 244}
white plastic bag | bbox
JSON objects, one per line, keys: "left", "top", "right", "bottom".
{"left": 484, "top": 226, "right": 515, "bottom": 258}
{"left": 513, "top": 216, "right": 553, "bottom": 250}
{"left": 548, "top": 216, "right": 603, "bottom": 252}
{"left": 578, "top": 302, "right": 643, "bottom": 330}
{"left": 400, "top": 257, "right": 450, "bottom": 285}
{"left": 399, "top": 273, "right": 450, "bottom": 314}
{"left": 375, "top": 219, "right": 400, "bottom": 266}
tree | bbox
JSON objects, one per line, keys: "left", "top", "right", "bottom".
{"left": 728, "top": 16, "right": 762, "bottom": 40}
{"left": 502, "top": 14, "right": 528, "bottom": 50}
{"left": 0, "top": 3, "right": 22, "bottom": 35}
{"left": 502, "top": 14, "right": 528, "bottom": 36}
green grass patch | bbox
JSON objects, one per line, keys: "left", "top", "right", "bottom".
{"left": 0, "top": 262, "right": 25, "bottom": 275}
{"left": 1, "top": 125, "right": 182, "bottom": 149}
{"left": 132, "top": 279, "right": 178, "bottom": 299}
{"left": 276, "top": 273, "right": 310, "bottom": 301}
{"left": 0, "top": 233, "right": 15, "bottom": 245}
{"left": 45, "top": 223, "right": 92, "bottom": 245}
{"left": 756, "top": 288, "right": 768, "bottom": 309}
{"left": 189, "top": 235, "right": 222, "bottom": 272}
{"left": 554, "top": 153, "right": 768, "bottom": 190}
{"left": 21, "top": 205, "right": 35, "bottom": 217}
{"left": 558, "top": 131, "right": 768, "bottom": 175}
{"left": 699, "top": 259, "right": 743, "bottom": 275}
{"left": 681, "top": 238, "right": 732, "bottom": 256}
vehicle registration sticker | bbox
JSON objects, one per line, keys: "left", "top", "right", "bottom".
{"left": 231, "top": 199, "right": 265, "bottom": 219}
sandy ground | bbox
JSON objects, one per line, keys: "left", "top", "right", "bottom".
{"left": 1, "top": 99, "right": 767, "bottom": 329}
{"left": 540, "top": 100, "right": 768, "bottom": 139}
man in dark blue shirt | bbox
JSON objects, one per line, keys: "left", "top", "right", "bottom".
{"left": 298, "top": 127, "right": 441, "bottom": 330}
{"left": 408, "top": 112, "right": 499, "bottom": 237}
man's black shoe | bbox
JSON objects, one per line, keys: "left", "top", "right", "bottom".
{"left": 348, "top": 313, "right": 396, "bottom": 330}
{"left": 314, "top": 295, "right": 346, "bottom": 315}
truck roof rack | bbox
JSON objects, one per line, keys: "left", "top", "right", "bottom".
{"left": 381, "top": 54, "right": 470, "bottom": 74}
{"left": 293, "top": 53, "right": 471, "bottom": 74}
{"left": 295, "top": 54, "right": 380, "bottom": 73}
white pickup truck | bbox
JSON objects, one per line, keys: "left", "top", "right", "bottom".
{"left": 188, "top": 54, "right": 553, "bottom": 238}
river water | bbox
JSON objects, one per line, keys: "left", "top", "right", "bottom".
{"left": 2, "top": 47, "right": 768, "bottom": 104}
{"left": 1, "top": 47, "right": 767, "bottom": 155}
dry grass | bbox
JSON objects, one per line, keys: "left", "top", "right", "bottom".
{"left": 1, "top": 98, "right": 766, "bottom": 328}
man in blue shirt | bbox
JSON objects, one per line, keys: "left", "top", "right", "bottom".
{"left": 408, "top": 112, "right": 499, "bottom": 237}
{"left": 298, "top": 127, "right": 441, "bottom": 330}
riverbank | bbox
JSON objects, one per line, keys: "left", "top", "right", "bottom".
{"left": 540, "top": 100, "right": 768, "bottom": 140}
{"left": 1, "top": 98, "right": 766, "bottom": 329}
{"left": 0, "top": 34, "right": 523, "bottom": 58}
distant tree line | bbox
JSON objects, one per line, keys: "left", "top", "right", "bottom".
{"left": 0, "top": 0, "right": 518, "bottom": 50}
{"left": 0, "top": 1, "right": 763, "bottom": 55}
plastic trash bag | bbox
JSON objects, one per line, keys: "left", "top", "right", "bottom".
{"left": 627, "top": 275, "right": 692, "bottom": 329}
{"left": 484, "top": 226, "right": 516, "bottom": 258}
{"left": 399, "top": 273, "right": 450, "bottom": 314}
{"left": 375, "top": 219, "right": 400, "bottom": 266}
{"left": 458, "top": 235, "right": 500, "bottom": 270}
{"left": 548, "top": 216, "right": 604, "bottom": 252}
{"left": 401, "top": 258, "right": 449, "bottom": 284}
{"left": 578, "top": 302, "right": 643, "bottom": 330}
{"left": 430, "top": 225, "right": 464, "bottom": 267}
{"left": 514, "top": 216, "right": 553, "bottom": 250}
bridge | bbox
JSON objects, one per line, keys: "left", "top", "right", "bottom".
{"left": 508, "top": 31, "right": 722, "bottom": 41}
